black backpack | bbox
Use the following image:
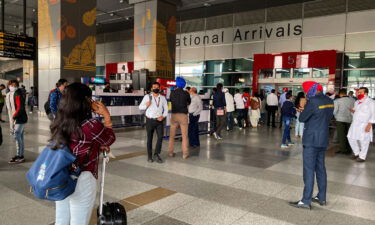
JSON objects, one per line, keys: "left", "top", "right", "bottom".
{"left": 44, "top": 89, "right": 55, "bottom": 115}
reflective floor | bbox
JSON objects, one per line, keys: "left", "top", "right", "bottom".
{"left": 1, "top": 114, "right": 375, "bottom": 225}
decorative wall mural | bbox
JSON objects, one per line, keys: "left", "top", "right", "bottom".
{"left": 38, "top": 0, "right": 55, "bottom": 46}
{"left": 63, "top": 36, "right": 96, "bottom": 72}
{"left": 57, "top": 17, "right": 76, "bottom": 41}
{"left": 83, "top": 8, "right": 96, "bottom": 27}
{"left": 134, "top": 5, "right": 176, "bottom": 78}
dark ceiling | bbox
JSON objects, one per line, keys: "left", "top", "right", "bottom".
{"left": 0, "top": 0, "right": 312, "bottom": 35}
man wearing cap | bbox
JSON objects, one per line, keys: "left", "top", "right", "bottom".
{"left": 347, "top": 87, "right": 375, "bottom": 162}
{"left": 168, "top": 77, "right": 191, "bottom": 159}
{"left": 289, "top": 81, "right": 334, "bottom": 210}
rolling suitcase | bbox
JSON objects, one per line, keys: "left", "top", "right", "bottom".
{"left": 97, "top": 152, "right": 127, "bottom": 225}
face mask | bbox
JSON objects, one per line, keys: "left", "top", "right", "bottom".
{"left": 357, "top": 94, "right": 365, "bottom": 100}
{"left": 9, "top": 87, "right": 17, "bottom": 92}
{"left": 152, "top": 89, "right": 160, "bottom": 94}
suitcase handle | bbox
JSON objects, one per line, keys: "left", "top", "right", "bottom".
{"left": 98, "top": 151, "right": 108, "bottom": 216}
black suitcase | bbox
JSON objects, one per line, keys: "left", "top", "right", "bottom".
{"left": 97, "top": 152, "right": 127, "bottom": 225}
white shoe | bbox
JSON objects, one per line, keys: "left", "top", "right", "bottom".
{"left": 213, "top": 132, "right": 219, "bottom": 140}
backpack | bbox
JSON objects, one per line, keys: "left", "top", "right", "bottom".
{"left": 250, "top": 98, "right": 260, "bottom": 110}
{"left": 44, "top": 89, "right": 55, "bottom": 115}
{"left": 140, "top": 94, "right": 152, "bottom": 115}
{"left": 26, "top": 145, "right": 81, "bottom": 201}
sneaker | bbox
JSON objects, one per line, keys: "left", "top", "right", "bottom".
{"left": 281, "top": 144, "right": 289, "bottom": 149}
{"left": 16, "top": 156, "right": 25, "bottom": 163}
{"left": 153, "top": 154, "right": 163, "bottom": 163}
{"left": 288, "top": 142, "right": 295, "bottom": 146}
{"left": 8, "top": 156, "right": 19, "bottom": 164}
{"left": 213, "top": 132, "right": 219, "bottom": 140}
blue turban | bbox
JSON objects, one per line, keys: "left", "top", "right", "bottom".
{"left": 176, "top": 77, "right": 186, "bottom": 89}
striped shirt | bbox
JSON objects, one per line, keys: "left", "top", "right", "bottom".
{"left": 69, "top": 118, "right": 116, "bottom": 179}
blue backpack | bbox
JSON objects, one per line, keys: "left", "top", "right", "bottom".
{"left": 26, "top": 145, "right": 81, "bottom": 201}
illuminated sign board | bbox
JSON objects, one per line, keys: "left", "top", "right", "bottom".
{"left": 0, "top": 32, "right": 36, "bottom": 60}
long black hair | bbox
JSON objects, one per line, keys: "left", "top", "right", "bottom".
{"left": 50, "top": 82, "right": 93, "bottom": 149}
{"left": 295, "top": 91, "right": 305, "bottom": 108}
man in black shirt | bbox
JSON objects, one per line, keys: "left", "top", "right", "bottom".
{"left": 213, "top": 83, "right": 226, "bottom": 139}
{"left": 168, "top": 77, "right": 191, "bottom": 159}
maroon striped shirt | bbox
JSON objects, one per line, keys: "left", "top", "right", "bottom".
{"left": 69, "top": 118, "right": 116, "bottom": 179}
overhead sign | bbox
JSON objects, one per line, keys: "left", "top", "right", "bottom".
{"left": 0, "top": 32, "right": 36, "bottom": 60}
{"left": 176, "top": 21, "right": 302, "bottom": 48}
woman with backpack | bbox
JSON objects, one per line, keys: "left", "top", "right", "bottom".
{"left": 250, "top": 93, "right": 261, "bottom": 128}
{"left": 51, "top": 83, "right": 116, "bottom": 225}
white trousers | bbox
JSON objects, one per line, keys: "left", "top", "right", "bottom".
{"left": 348, "top": 138, "right": 370, "bottom": 160}
{"left": 55, "top": 171, "right": 97, "bottom": 225}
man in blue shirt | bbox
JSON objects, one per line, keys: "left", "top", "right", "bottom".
{"left": 48, "top": 79, "right": 68, "bottom": 120}
{"left": 213, "top": 83, "right": 226, "bottom": 140}
{"left": 289, "top": 81, "right": 334, "bottom": 210}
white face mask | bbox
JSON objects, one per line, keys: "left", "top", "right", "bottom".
{"left": 9, "top": 87, "right": 17, "bottom": 92}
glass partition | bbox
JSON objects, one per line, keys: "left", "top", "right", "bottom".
{"left": 293, "top": 68, "right": 310, "bottom": 78}
{"left": 259, "top": 69, "right": 273, "bottom": 79}
{"left": 312, "top": 68, "right": 329, "bottom": 78}
{"left": 275, "top": 68, "right": 291, "bottom": 79}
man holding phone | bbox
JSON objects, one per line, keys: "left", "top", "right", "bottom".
{"left": 139, "top": 82, "right": 169, "bottom": 163}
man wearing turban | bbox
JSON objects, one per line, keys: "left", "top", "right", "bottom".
{"left": 289, "top": 81, "right": 334, "bottom": 210}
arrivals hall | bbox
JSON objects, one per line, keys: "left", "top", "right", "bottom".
{"left": 0, "top": 1, "right": 375, "bottom": 225}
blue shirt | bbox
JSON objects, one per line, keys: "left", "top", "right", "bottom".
{"left": 279, "top": 92, "right": 287, "bottom": 107}
{"left": 49, "top": 88, "right": 63, "bottom": 114}
{"left": 299, "top": 93, "right": 334, "bottom": 148}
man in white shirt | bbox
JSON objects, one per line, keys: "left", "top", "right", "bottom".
{"left": 266, "top": 89, "right": 279, "bottom": 127}
{"left": 347, "top": 87, "right": 375, "bottom": 162}
{"left": 234, "top": 89, "right": 245, "bottom": 129}
{"left": 139, "top": 82, "right": 169, "bottom": 163}
{"left": 188, "top": 87, "right": 203, "bottom": 147}
{"left": 224, "top": 88, "right": 235, "bottom": 131}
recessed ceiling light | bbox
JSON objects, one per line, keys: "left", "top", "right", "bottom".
{"left": 119, "top": 0, "right": 124, "bottom": 3}
{"left": 110, "top": 13, "right": 114, "bottom": 16}
{"left": 32, "top": 8, "right": 36, "bottom": 12}
{"left": 203, "top": 2, "right": 211, "bottom": 7}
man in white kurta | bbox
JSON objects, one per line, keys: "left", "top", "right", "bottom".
{"left": 347, "top": 87, "right": 375, "bottom": 162}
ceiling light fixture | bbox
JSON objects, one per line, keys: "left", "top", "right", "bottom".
{"left": 203, "top": 2, "right": 211, "bottom": 7}
{"left": 110, "top": 13, "right": 114, "bottom": 16}
{"left": 119, "top": 0, "right": 124, "bottom": 3}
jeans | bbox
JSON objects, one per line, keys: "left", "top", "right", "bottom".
{"left": 281, "top": 116, "right": 292, "bottom": 144}
{"left": 226, "top": 112, "right": 234, "bottom": 130}
{"left": 295, "top": 117, "right": 305, "bottom": 137}
{"left": 236, "top": 109, "right": 245, "bottom": 128}
{"left": 302, "top": 146, "right": 327, "bottom": 205}
{"left": 55, "top": 171, "right": 97, "bottom": 225}
{"left": 13, "top": 123, "right": 25, "bottom": 157}
{"left": 188, "top": 114, "right": 200, "bottom": 147}
{"left": 146, "top": 118, "right": 164, "bottom": 157}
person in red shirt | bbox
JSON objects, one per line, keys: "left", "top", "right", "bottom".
{"left": 242, "top": 89, "right": 251, "bottom": 128}
{"left": 50, "top": 83, "right": 115, "bottom": 225}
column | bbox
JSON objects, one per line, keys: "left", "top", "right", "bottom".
{"left": 38, "top": 0, "right": 96, "bottom": 110}
{"left": 132, "top": 0, "right": 177, "bottom": 84}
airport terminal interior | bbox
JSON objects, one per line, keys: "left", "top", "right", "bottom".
{"left": 1, "top": 0, "right": 375, "bottom": 224}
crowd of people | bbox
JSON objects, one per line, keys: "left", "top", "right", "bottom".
{"left": 0, "top": 76, "right": 372, "bottom": 224}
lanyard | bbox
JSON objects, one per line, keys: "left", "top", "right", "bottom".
{"left": 154, "top": 96, "right": 160, "bottom": 108}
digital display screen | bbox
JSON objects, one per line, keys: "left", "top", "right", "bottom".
{"left": 0, "top": 32, "right": 36, "bottom": 60}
